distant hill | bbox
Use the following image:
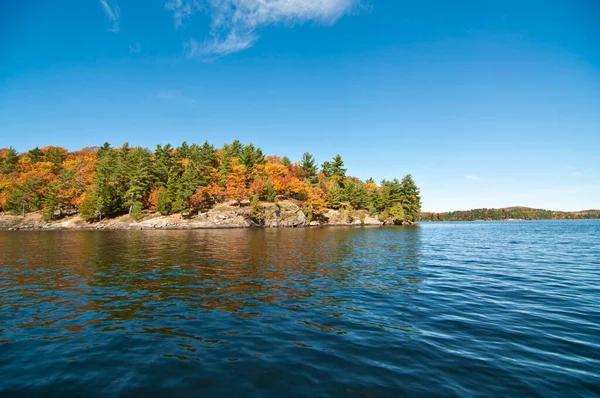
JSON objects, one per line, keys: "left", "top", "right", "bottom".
{"left": 419, "top": 207, "right": 600, "bottom": 221}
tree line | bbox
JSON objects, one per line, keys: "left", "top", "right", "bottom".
{"left": 0, "top": 141, "right": 422, "bottom": 223}
{"left": 419, "top": 207, "right": 600, "bottom": 221}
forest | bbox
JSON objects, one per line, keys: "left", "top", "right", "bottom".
{"left": 419, "top": 207, "right": 600, "bottom": 221}
{"left": 0, "top": 141, "right": 422, "bottom": 224}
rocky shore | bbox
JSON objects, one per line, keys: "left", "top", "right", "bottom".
{"left": 0, "top": 200, "right": 414, "bottom": 231}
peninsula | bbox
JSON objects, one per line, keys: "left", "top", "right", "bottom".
{"left": 0, "top": 141, "right": 421, "bottom": 230}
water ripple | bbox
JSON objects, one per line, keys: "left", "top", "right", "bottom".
{"left": 1, "top": 221, "right": 599, "bottom": 397}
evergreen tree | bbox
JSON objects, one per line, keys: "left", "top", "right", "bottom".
{"left": 322, "top": 155, "right": 346, "bottom": 179}
{"left": 156, "top": 187, "right": 172, "bottom": 215}
{"left": 330, "top": 154, "right": 346, "bottom": 178}
{"left": 326, "top": 182, "right": 341, "bottom": 209}
{"left": 342, "top": 181, "right": 368, "bottom": 209}
{"left": 198, "top": 141, "right": 218, "bottom": 174}
{"left": 240, "top": 143, "right": 265, "bottom": 174}
{"left": 165, "top": 165, "right": 184, "bottom": 217}
{"left": 300, "top": 152, "right": 317, "bottom": 178}
{"left": 321, "top": 161, "right": 332, "bottom": 178}
{"left": 27, "top": 146, "right": 42, "bottom": 163}
{"left": 154, "top": 144, "right": 173, "bottom": 186}
{"left": 281, "top": 156, "right": 291, "bottom": 167}
{"left": 42, "top": 182, "right": 60, "bottom": 221}
{"left": 44, "top": 147, "right": 66, "bottom": 174}
{"left": 1, "top": 147, "right": 19, "bottom": 174}
{"left": 125, "top": 148, "right": 153, "bottom": 216}
{"left": 93, "top": 145, "right": 123, "bottom": 218}
{"left": 264, "top": 179, "right": 276, "bottom": 202}
{"left": 400, "top": 174, "right": 421, "bottom": 221}
{"left": 389, "top": 204, "right": 405, "bottom": 224}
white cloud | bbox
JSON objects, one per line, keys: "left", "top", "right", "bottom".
{"left": 100, "top": 0, "right": 121, "bottom": 32}
{"left": 465, "top": 174, "right": 482, "bottom": 181}
{"left": 166, "top": 0, "right": 358, "bottom": 57}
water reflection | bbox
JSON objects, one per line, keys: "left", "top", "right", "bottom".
{"left": 0, "top": 227, "right": 424, "bottom": 395}
{"left": 2, "top": 222, "right": 598, "bottom": 397}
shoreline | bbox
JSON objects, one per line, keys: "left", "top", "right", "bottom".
{"left": 1, "top": 201, "right": 415, "bottom": 231}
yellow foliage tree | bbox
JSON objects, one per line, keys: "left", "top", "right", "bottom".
{"left": 225, "top": 158, "right": 248, "bottom": 206}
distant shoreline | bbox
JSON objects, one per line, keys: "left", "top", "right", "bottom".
{"left": 418, "top": 207, "right": 600, "bottom": 222}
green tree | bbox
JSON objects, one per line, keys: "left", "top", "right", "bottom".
{"left": 1, "top": 147, "right": 19, "bottom": 174}
{"left": 326, "top": 182, "right": 342, "bottom": 209}
{"left": 125, "top": 148, "right": 153, "bottom": 216}
{"left": 281, "top": 156, "right": 291, "bottom": 167}
{"left": 240, "top": 143, "right": 265, "bottom": 174}
{"left": 300, "top": 152, "right": 317, "bottom": 178}
{"left": 156, "top": 187, "right": 172, "bottom": 215}
{"left": 389, "top": 204, "right": 405, "bottom": 224}
{"left": 27, "top": 146, "right": 43, "bottom": 163}
{"left": 264, "top": 179, "right": 277, "bottom": 202}
{"left": 92, "top": 144, "right": 124, "bottom": 218}
{"left": 400, "top": 174, "right": 421, "bottom": 221}
{"left": 154, "top": 144, "right": 173, "bottom": 186}
{"left": 79, "top": 193, "right": 99, "bottom": 221}
{"left": 322, "top": 155, "right": 346, "bottom": 179}
{"left": 42, "top": 182, "right": 60, "bottom": 221}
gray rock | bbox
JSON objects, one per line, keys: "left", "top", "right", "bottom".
{"left": 362, "top": 216, "right": 383, "bottom": 226}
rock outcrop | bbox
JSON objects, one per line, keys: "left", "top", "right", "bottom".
{"left": 0, "top": 200, "right": 414, "bottom": 231}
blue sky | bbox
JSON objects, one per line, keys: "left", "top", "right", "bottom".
{"left": 1, "top": 0, "right": 599, "bottom": 211}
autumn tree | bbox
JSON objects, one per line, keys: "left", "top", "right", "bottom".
{"left": 226, "top": 158, "right": 248, "bottom": 206}
{"left": 303, "top": 187, "right": 327, "bottom": 220}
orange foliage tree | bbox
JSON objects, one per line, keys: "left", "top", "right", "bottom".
{"left": 225, "top": 158, "right": 248, "bottom": 206}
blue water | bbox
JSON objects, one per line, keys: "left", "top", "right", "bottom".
{"left": 1, "top": 221, "right": 599, "bottom": 397}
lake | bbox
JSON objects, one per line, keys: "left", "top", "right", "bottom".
{"left": 1, "top": 221, "right": 599, "bottom": 397}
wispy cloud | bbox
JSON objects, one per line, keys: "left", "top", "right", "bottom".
{"left": 165, "top": 0, "right": 358, "bottom": 57}
{"left": 153, "top": 90, "right": 198, "bottom": 107}
{"left": 129, "top": 41, "right": 141, "bottom": 54}
{"left": 100, "top": 0, "right": 120, "bottom": 32}
{"left": 570, "top": 171, "right": 583, "bottom": 179}
{"left": 465, "top": 174, "right": 482, "bottom": 181}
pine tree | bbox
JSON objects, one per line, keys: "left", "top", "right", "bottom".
{"left": 322, "top": 155, "right": 346, "bottom": 179}
{"left": 240, "top": 143, "right": 265, "bottom": 174}
{"left": 42, "top": 182, "right": 60, "bottom": 221}
{"left": 300, "top": 152, "right": 317, "bottom": 178}
{"left": 166, "top": 165, "right": 184, "bottom": 217}
{"left": 125, "top": 148, "right": 153, "bottom": 216}
{"left": 156, "top": 187, "right": 172, "bottom": 215}
{"left": 27, "top": 147, "right": 42, "bottom": 163}
{"left": 400, "top": 174, "right": 421, "bottom": 221}
{"left": 265, "top": 179, "right": 276, "bottom": 202}
{"left": 281, "top": 156, "right": 291, "bottom": 167}
{"left": 93, "top": 145, "right": 123, "bottom": 218}
{"left": 154, "top": 144, "right": 173, "bottom": 187}
{"left": 326, "top": 182, "right": 341, "bottom": 209}
{"left": 1, "top": 147, "right": 19, "bottom": 174}
{"left": 330, "top": 155, "right": 346, "bottom": 178}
